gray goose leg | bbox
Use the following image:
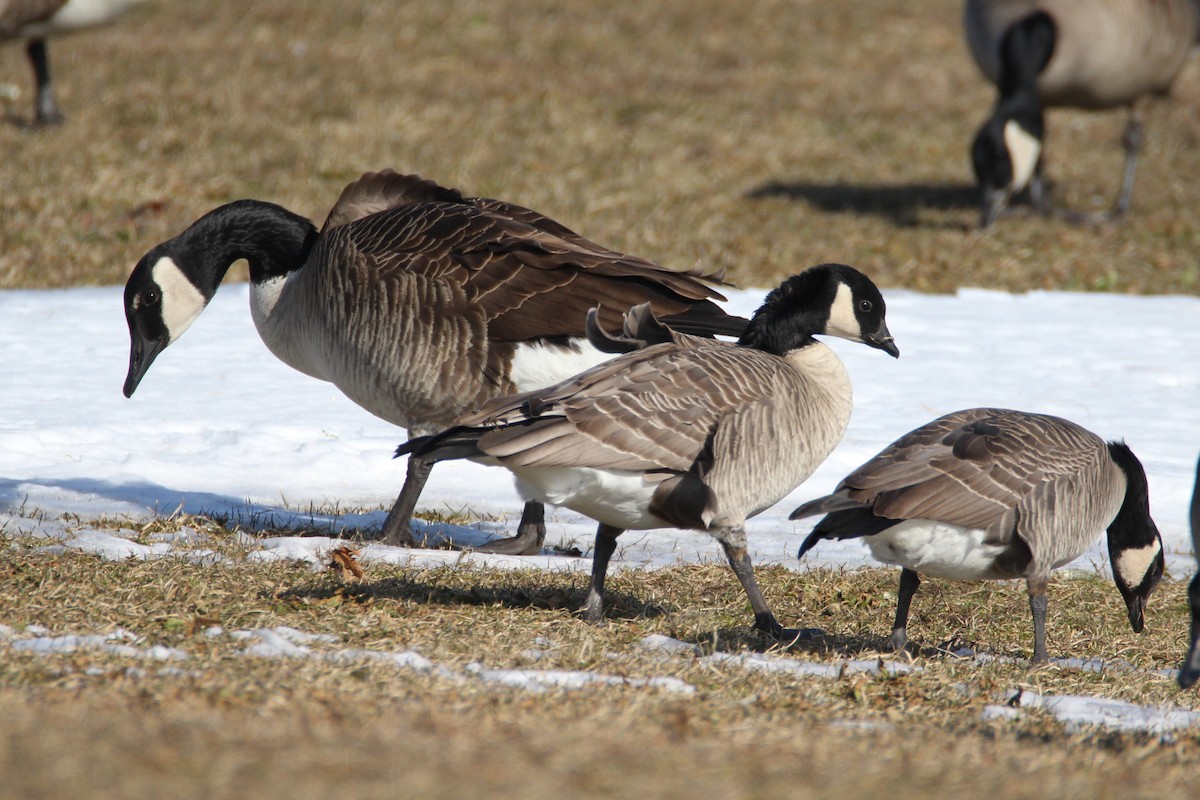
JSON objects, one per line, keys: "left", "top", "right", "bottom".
{"left": 1056, "top": 105, "right": 1143, "bottom": 225}
{"left": 26, "top": 39, "right": 62, "bottom": 126}
{"left": 1110, "top": 107, "right": 1143, "bottom": 219}
{"left": 379, "top": 457, "right": 546, "bottom": 554}
{"left": 887, "top": 568, "right": 921, "bottom": 652}
{"left": 378, "top": 455, "right": 431, "bottom": 546}
{"left": 1026, "top": 575, "right": 1050, "bottom": 664}
{"left": 583, "top": 524, "right": 622, "bottom": 622}
{"left": 719, "top": 528, "right": 821, "bottom": 642}
{"left": 467, "top": 500, "right": 546, "bottom": 555}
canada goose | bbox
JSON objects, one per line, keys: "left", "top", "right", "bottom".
{"left": 122, "top": 170, "right": 747, "bottom": 554}
{"left": 1, "top": 0, "right": 148, "bottom": 125}
{"left": 1179, "top": 454, "right": 1200, "bottom": 688}
{"left": 965, "top": 0, "right": 1199, "bottom": 227}
{"left": 790, "top": 408, "right": 1165, "bottom": 663}
{"left": 398, "top": 265, "right": 900, "bottom": 638}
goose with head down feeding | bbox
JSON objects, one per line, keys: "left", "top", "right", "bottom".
{"left": 965, "top": 0, "right": 1200, "bottom": 226}
{"left": 790, "top": 408, "right": 1165, "bottom": 663}
{"left": 398, "top": 264, "right": 899, "bottom": 638}
{"left": 121, "top": 170, "right": 747, "bottom": 554}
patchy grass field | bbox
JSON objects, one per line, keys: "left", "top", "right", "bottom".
{"left": 3, "top": 0, "right": 1200, "bottom": 797}
{"left": 2, "top": 0, "right": 1200, "bottom": 294}
{"left": 0, "top": 523, "right": 1198, "bottom": 799}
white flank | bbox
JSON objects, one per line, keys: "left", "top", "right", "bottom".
{"left": 1115, "top": 541, "right": 1162, "bottom": 586}
{"left": 150, "top": 257, "right": 207, "bottom": 344}
{"left": 822, "top": 282, "right": 862, "bottom": 342}
{"left": 866, "top": 519, "right": 1009, "bottom": 580}
{"left": 25, "top": 0, "right": 146, "bottom": 36}
{"left": 512, "top": 467, "right": 667, "bottom": 530}
{"left": 509, "top": 338, "right": 614, "bottom": 392}
{"left": 1003, "top": 119, "right": 1041, "bottom": 193}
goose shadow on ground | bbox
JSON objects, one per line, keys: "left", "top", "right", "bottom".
{"left": 0, "top": 476, "right": 514, "bottom": 548}
{"left": 747, "top": 180, "right": 980, "bottom": 229}
{"left": 274, "top": 574, "right": 666, "bottom": 622}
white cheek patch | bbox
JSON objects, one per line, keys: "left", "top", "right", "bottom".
{"left": 151, "top": 257, "right": 207, "bottom": 343}
{"left": 823, "top": 282, "right": 863, "bottom": 342}
{"left": 1115, "top": 541, "right": 1162, "bottom": 587}
{"left": 1003, "top": 119, "right": 1041, "bottom": 192}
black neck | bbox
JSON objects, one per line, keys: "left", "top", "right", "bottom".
{"left": 998, "top": 11, "right": 1055, "bottom": 97}
{"left": 177, "top": 200, "right": 319, "bottom": 294}
{"left": 736, "top": 269, "right": 837, "bottom": 356}
{"left": 1105, "top": 441, "right": 1158, "bottom": 548}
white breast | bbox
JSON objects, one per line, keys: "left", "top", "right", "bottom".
{"left": 866, "top": 519, "right": 1010, "bottom": 580}
{"left": 249, "top": 274, "right": 329, "bottom": 382}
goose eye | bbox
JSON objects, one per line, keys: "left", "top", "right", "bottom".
{"left": 143, "top": 289, "right": 160, "bottom": 307}
{"left": 858, "top": 299, "right": 873, "bottom": 313}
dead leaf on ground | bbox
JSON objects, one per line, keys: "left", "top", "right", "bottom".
{"left": 328, "top": 546, "right": 364, "bottom": 582}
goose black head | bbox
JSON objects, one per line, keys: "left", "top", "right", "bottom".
{"left": 971, "top": 11, "right": 1054, "bottom": 228}
{"left": 1105, "top": 442, "right": 1165, "bottom": 633}
{"left": 737, "top": 264, "right": 898, "bottom": 358}
{"left": 121, "top": 200, "right": 318, "bottom": 397}
{"left": 123, "top": 245, "right": 209, "bottom": 397}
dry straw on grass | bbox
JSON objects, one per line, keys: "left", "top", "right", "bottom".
{"left": 3, "top": 0, "right": 1200, "bottom": 796}
{"left": 2, "top": 0, "right": 1199, "bottom": 294}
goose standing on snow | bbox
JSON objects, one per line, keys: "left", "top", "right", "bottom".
{"left": 122, "top": 170, "right": 746, "bottom": 554}
{"left": 398, "top": 265, "right": 900, "bottom": 638}
{"left": 1179, "top": 455, "right": 1200, "bottom": 688}
{"left": 1, "top": 0, "right": 149, "bottom": 125}
{"left": 790, "top": 408, "right": 1165, "bottom": 663}
{"left": 965, "top": 0, "right": 1200, "bottom": 227}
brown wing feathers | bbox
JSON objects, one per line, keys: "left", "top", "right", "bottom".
{"left": 319, "top": 170, "right": 744, "bottom": 342}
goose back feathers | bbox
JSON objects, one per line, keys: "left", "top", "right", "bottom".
{"left": 790, "top": 408, "right": 1164, "bottom": 661}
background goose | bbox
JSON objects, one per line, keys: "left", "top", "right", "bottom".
{"left": 1, "top": 0, "right": 148, "bottom": 125}
{"left": 964, "top": 0, "right": 1199, "bottom": 226}
{"left": 790, "top": 408, "right": 1164, "bottom": 663}
{"left": 1179, "top": 455, "right": 1200, "bottom": 688}
{"left": 122, "top": 170, "right": 747, "bottom": 554}
{"left": 398, "top": 264, "right": 899, "bottom": 638}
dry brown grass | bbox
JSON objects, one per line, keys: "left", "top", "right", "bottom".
{"left": 1, "top": 523, "right": 1199, "bottom": 799}
{"left": 4, "top": 0, "right": 1200, "bottom": 795}
{"left": 2, "top": 0, "right": 1199, "bottom": 294}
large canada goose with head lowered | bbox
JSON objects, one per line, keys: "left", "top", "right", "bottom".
{"left": 790, "top": 408, "right": 1165, "bottom": 663}
{"left": 1, "top": 0, "right": 148, "bottom": 125}
{"left": 122, "top": 170, "right": 747, "bottom": 554}
{"left": 398, "top": 265, "right": 899, "bottom": 638}
{"left": 965, "top": 0, "right": 1200, "bottom": 227}
{"left": 1179, "top": 455, "right": 1200, "bottom": 689}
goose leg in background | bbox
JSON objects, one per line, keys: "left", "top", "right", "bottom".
{"left": 583, "top": 524, "right": 622, "bottom": 622}
{"left": 887, "top": 568, "right": 921, "bottom": 652}
{"left": 26, "top": 39, "right": 62, "bottom": 126}
{"left": 380, "top": 455, "right": 546, "bottom": 553}
{"left": 1026, "top": 575, "right": 1050, "bottom": 664}
{"left": 1180, "top": 573, "right": 1200, "bottom": 689}
{"left": 1056, "top": 106, "right": 1144, "bottom": 225}
{"left": 466, "top": 500, "right": 546, "bottom": 555}
{"left": 377, "top": 456, "right": 432, "bottom": 547}
{"left": 1111, "top": 106, "right": 1144, "bottom": 220}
